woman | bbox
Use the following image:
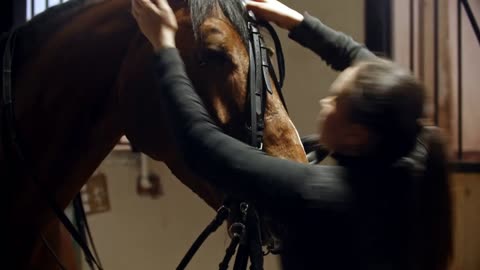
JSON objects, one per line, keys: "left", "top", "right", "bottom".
{"left": 132, "top": 0, "right": 452, "bottom": 269}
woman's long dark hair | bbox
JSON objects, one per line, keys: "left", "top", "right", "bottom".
{"left": 346, "top": 60, "right": 453, "bottom": 270}
{"left": 419, "top": 128, "right": 453, "bottom": 270}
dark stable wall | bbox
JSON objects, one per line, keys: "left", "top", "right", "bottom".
{"left": 365, "top": 0, "right": 392, "bottom": 58}
{"left": 1, "top": 0, "right": 26, "bottom": 34}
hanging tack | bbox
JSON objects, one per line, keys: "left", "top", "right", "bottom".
{"left": 136, "top": 153, "right": 163, "bottom": 198}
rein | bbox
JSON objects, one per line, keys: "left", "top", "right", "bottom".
{"left": 176, "top": 10, "right": 287, "bottom": 270}
{"left": 2, "top": 29, "right": 103, "bottom": 270}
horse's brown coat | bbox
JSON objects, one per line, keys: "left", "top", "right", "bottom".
{"left": 2, "top": 1, "right": 307, "bottom": 269}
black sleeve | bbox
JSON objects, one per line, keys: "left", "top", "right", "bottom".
{"left": 301, "top": 134, "right": 330, "bottom": 164}
{"left": 288, "top": 12, "right": 378, "bottom": 71}
{"left": 153, "top": 49, "right": 352, "bottom": 214}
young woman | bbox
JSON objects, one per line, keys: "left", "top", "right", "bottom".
{"left": 132, "top": 0, "right": 452, "bottom": 269}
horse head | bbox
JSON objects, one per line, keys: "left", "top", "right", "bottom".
{"left": 2, "top": 0, "right": 307, "bottom": 268}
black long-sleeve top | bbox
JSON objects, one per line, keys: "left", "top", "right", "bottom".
{"left": 151, "top": 14, "right": 423, "bottom": 270}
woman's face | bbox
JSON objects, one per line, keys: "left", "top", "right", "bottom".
{"left": 317, "top": 67, "right": 370, "bottom": 156}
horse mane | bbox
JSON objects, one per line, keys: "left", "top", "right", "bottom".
{"left": 189, "top": 0, "right": 249, "bottom": 44}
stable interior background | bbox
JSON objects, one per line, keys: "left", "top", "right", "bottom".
{"left": 3, "top": 0, "right": 476, "bottom": 269}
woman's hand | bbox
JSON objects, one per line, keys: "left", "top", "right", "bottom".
{"left": 131, "top": 0, "right": 178, "bottom": 51}
{"left": 245, "top": 0, "right": 304, "bottom": 31}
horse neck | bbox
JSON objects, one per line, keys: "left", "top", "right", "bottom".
{"left": 263, "top": 92, "right": 307, "bottom": 162}
{"left": 2, "top": 1, "right": 144, "bottom": 267}
{"left": 6, "top": 0, "right": 138, "bottom": 233}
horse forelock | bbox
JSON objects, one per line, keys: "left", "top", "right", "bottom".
{"left": 188, "top": 0, "right": 248, "bottom": 45}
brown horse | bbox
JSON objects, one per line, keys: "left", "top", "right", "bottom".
{"left": 1, "top": 0, "right": 307, "bottom": 269}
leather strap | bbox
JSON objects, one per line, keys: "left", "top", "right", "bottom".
{"left": 73, "top": 194, "right": 103, "bottom": 269}
{"left": 258, "top": 21, "right": 285, "bottom": 90}
{"left": 246, "top": 19, "right": 270, "bottom": 149}
{"left": 232, "top": 241, "right": 249, "bottom": 270}
{"left": 246, "top": 209, "right": 264, "bottom": 270}
{"left": 247, "top": 39, "right": 260, "bottom": 148}
{"left": 176, "top": 206, "right": 230, "bottom": 270}
{"left": 2, "top": 29, "right": 103, "bottom": 270}
{"left": 2, "top": 31, "right": 15, "bottom": 107}
{"left": 41, "top": 234, "right": 67, "bottom": 270}
{"left": 218, "top": 234, "right": 242, "bottom": 270}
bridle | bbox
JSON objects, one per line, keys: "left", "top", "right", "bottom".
{"left": 245, "top": 10, "right": 286, "bottom": 149}
{"left": 2, "top": 30, "right": 103, "bottom": 270}
{"left": 176, "top": 10, "right": 287, "bottom": 270}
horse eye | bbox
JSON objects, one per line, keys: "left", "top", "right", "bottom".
{"left": 199, "top": 48, "right": 232, "bottom": 66}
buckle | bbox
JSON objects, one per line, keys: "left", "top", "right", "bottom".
{"left": 240, "top": 202, "right": 249, "bottom": 215}
{"left": 228, "top": 222, "right": 246, "bottom": 239}
{"left": 217, "top": 205, "right": 230, "bottom": 216}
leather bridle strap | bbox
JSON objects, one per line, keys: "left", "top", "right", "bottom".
{"left": 176, "top": 206, "right": 230, "bottom": 270}
{"left": 232, "top": 205, "right": 264, "bottom": 270}
{"left": 260, "top": 21, "right": 288, "bottom": 112}
{"left": 41, "top": 234, "right": 67, "bottom": 270}
{"left": 73, "top": 194, "right": 103, "bottom": 269}
{"left": 246, "top": 20, "right": 265, "bottom": 149}
{"left": 218, "top": 233, "right": 242, "bottom": 270}
{"left": 2, "top": 30, "right": 103, "bottom": 270}
{"left": 258, "top": 21, "right": 285, "bottom": 91}
{"left": 2, "top": 30, "right": 23, "bottom": 159}
{"left": 245, "top": 11, "right": 288, "bottom": 149}
{"left": 245, "top": 209, "right": 264, "bottom": 270}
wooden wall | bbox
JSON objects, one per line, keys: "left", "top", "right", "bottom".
{"left": 393, "top": 0, "right": 480, "bottom": 269}
{"left": 451, "top": 172, "right": 480, "bottom": 270}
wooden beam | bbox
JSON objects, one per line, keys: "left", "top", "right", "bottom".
{"left": 365, "top": 0, "right": 392, "bottom": 57}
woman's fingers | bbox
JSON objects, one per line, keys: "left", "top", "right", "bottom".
{"left": 245, "top": 0, "right": 303, "bottom": 30}
{"left": 245, "top": 1, "right": 272, "bottom": 19}
{"left": 131, "top": 0, "right": 178, "bottom": 50}
{"left": 137, "top": 0, "right": 153, "bottom": 8}
{"left": 131, "top": 0, "right": 140, "bottom": 18}
{"left": 245, "top": 0, "right": 269, "bottom": 9}
{"left": 245, "top": 0, "right": 262, "bottom": 10}
{"left": 135, "top": 0, "right": 160, "bottom": 15}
